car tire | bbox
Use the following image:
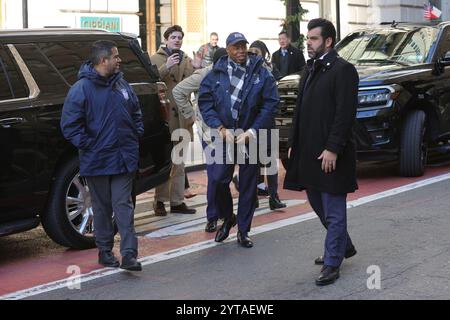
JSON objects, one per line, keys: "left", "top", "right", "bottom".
{"left": 399, "top": 110, "right": 427, "bottom": 177}
{"left": 41, "top": 157, "right": 98, "bottom": 249}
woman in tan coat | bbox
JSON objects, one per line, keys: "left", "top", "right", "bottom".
{"left": 150, "top": 25, "right": 199, "bottom": 216}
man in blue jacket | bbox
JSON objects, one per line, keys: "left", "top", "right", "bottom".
{"left": 61, "top": 40, "right": 143, "bottom": 271}
{"left": 198, "top": 32, "right": 279, "bottom": 248}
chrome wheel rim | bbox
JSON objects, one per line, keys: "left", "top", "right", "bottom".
{"left": 65, "top": 174, "right": 94, "bottom": 237}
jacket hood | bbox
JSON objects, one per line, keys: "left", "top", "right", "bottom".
{"left": 78, "top": 62, "right": 123, "bottom": 87}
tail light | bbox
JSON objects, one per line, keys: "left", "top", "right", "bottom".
{"left": 156, "top": 81, "right": 170, "bottom": 121}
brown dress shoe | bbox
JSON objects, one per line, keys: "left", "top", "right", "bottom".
{"left": 153, "top": 201, "right": 167, "bottom": 216}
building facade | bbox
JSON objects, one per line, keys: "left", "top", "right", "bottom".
{"left": 1, "top": 0, "right": 450, "bottom": 57}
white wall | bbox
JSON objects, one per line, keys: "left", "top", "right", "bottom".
{"left": 205, "top": 0, "right": 285, "bottom": 56}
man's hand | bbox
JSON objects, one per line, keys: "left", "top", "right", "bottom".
{"left": 318, "top": 150, "right": 338, "bottom": 173}
{"left": 236, "top": 131, "right": 253, "bottom": 144}
{"left": 219, "top": 127, "right": 235, "bottom": 144}
{"left": 192, "top": 51, "right": 203, "bottom": 69}
{"left": 166, "top": 53, "right": 180, "bottom": 69}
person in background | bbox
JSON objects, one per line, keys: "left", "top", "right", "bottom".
{"left": 284, "top": 18, "right": 358, "bottom": 286}
{"left": 150, "top": 25, "right": 200, "bottom": 216}
{"left": 61, "top": 40, "right": 142, "bottom": 271}
{"left": 271, "top": 30, "right": 306, "bottom": 78}
{"left": 248, "top": 40, "right": 286, "bottom": 210}
{"left": 197, "top": 32, "right": 220, "bottom": 68}
{"left": 173, "top": 48, "right": 228, "bottom": 233}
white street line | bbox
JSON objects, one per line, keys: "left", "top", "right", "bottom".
{"left": 145, "top": 199, "right": 306, "bottom": 238}
{"left": 2, "top": 172, "right": 450, "bottom": 300}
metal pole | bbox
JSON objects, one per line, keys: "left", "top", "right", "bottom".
{"left": 336, "top": 0, "right": 341, "bottom": 42}
{"left": 22, "top": 0, "right": 28, "bottom": 28}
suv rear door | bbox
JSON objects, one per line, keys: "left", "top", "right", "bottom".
{"left": 0, "top": 44, "right": 39, "bottom": 223}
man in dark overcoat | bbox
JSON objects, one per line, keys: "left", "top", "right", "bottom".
{"left": 284, "top": 18, "right": 359, "bottom": 286}
{"left": 271, "top": 31, "right": 306, "bottom": 79}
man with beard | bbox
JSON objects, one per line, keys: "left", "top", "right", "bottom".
{"left": 284, "top": 18, "right": 358, "bottom": 286}
{"left": 61, "top": 40, "right": 143, "bottom": 271}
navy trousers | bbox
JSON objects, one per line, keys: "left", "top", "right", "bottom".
{"left": 204, "top": 142, "right": 258, "bottom": 233}
{"left": 306, "top": 189, "right": 354, "bottom": 267}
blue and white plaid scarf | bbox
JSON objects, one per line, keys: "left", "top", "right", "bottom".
{"left": 227, "top": 58, "right": 249, "bottom": 120}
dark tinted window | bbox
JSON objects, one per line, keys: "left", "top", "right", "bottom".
{"left": 38, "top": 41, "right": 153, "bottom": 85}
{"left": 38, "top": 42, "right": 89, "bottom": 85}
{"left": 0, "top": 45, "right": 29, "bottom": 101}
{"left": 435, "top": 26, "right": 450, "bottom": 58}
{"left": 116, "top": 44, "right": 153, "bottom": 83}
{"left": 14, "top": 44, "right": 69, "bottom": 93}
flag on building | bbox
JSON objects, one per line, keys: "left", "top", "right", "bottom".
{"left": 424, "top": 2, "right": 442, "bottom": 20}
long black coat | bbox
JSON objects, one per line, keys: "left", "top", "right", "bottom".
{"left": 271, "top": 44, "right": 305, "bottom": 77}
{"left": 283, "top": 49, "right": 359, "bottom": 194}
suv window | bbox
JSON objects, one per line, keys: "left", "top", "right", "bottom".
{"left": 0, "top": 45, "right": 29, "bottom": 101}
{"left": 336, "top": 27, "right": 439, "bottom": 65}
{"left": 37, "top": 41, "right": 153, "bottom": 85}
{"left": 14, "top": 43, "right": 70, "bottom": 93}
{"left": 435, "top": 26, "right": 450, "bottom": 58}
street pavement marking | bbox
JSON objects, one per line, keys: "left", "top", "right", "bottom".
{"left": 145, "top": 199, "right": 306, "bottom": 238}
{"left": 2, "top": 171, "right": 450, "bottom": 300}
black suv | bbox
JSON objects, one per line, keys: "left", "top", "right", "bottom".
{"left": 0, "top": 29, "right": 172, "bottom": 248}
{"left": 277, "top": 22, "right": 450, "bottom": 177}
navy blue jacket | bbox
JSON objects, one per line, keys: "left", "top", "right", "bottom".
{"left": 61, "top": 63, "right": 144, "bottom": 176}
{"left": 198, "top": 54, "right": 279, "bottom": 132}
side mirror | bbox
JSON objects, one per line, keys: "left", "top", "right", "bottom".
{"left": 433, "top": 51, "right": 450, "bottom": 75}
{"left": 442, "top": 51, "right": 450, "bottom": 64}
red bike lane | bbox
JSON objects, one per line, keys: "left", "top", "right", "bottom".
{"left": 1, "top": 162, "right": 450, "bottom": 297}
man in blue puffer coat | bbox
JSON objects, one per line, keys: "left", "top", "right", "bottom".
{"left": 198, "top": 32, "right": 279, "bottom": 248}
{"left": 61, "top": 40, "right": 143, "bottom": 271}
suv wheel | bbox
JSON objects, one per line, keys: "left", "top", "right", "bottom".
{"left": 42, "top": 158, "right": 98, "bottom": 249}
{"left": 399, "top": 110, "right": 427, "bottom": 177}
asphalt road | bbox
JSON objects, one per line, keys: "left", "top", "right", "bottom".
{"left": 28, "top": 177, "right": 450, "bottom": 300}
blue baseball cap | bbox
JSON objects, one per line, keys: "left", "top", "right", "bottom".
{"left": 226, "top": 32, "right": 249, "bottom": 47}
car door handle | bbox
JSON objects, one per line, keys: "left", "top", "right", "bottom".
{"left": 0, "top": 117, "right": 26, "bottom": 128}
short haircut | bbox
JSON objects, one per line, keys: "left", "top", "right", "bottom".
{"left": 278, "top": 30, "right": 289, "bottom": 37}
{"left": 307, "top": 18, "right": 337, "bottom": 48}
{"left": 90, "top": 40, "right": 117, "bottom": 66}
{"left": 210, "top": 32, "right": 218, "bottom": 38}
{"left": 164, "top": 25, "right": 184, "bottom": 40}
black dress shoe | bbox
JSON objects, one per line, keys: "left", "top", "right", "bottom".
{"left": 205, "top": 220, "right": 217, "bottom": 233}
{"left": 315, "top": 265, "right": 340, "bottom": 286}
{"left": 120, "top": 254, "right": 142, "bottom": 271}
{"left": 215, "top": 214, "right": 237, "bottom": 242}
{"left": 237, "top": 231, "right": 253, "bottom": 248}
{"left": 170, "top": 202, "right": 196, "bottom": 214}
{"left": 153, "top": 201, "right": 167, "bottom": 216}
{"left": 269, "top": 194, "right": 287, "bottom": 210}
{"left": 98, "top": 250, "right": 120, "bottom": 268}
{"left": 314, "top": 246, "right": 357, "bottom": 265}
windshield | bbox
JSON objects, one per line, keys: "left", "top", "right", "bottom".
{"left": 336, "top": 27, "right": 439, "bottom": 66}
